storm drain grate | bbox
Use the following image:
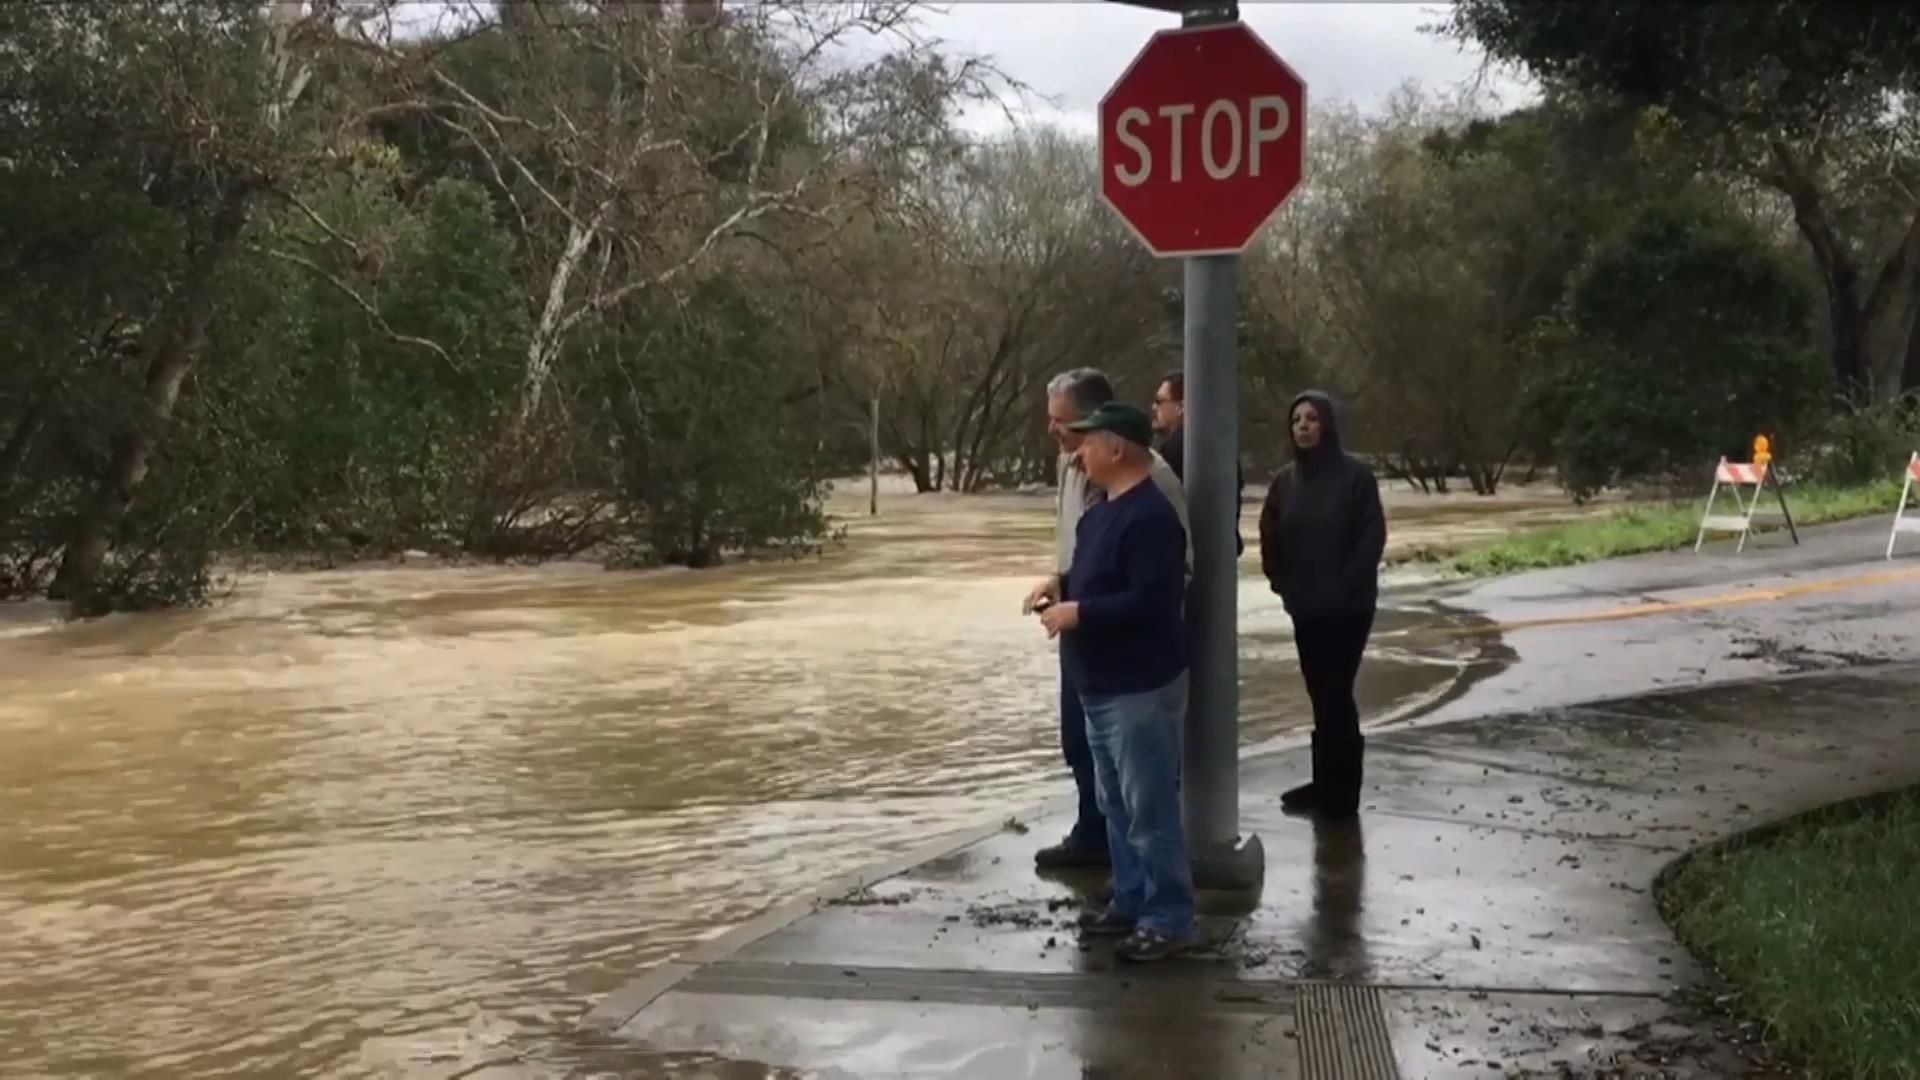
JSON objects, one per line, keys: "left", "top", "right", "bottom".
{"left": 1297, "top": 982, "right": 1399, "bottom": 1080}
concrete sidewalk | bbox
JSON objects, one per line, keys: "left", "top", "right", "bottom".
{"left": 573, "top": 663, "right": 1920, "bottom": 1079}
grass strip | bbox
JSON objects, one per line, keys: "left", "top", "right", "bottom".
{"left": 1658, "top": 787, "right": 1920, "bottom": 1079}
{"left": 1396, "top": 479, "right": 1904, "bottom": 578}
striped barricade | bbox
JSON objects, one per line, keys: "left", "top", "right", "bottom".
{"left": 1887, "top": 452, "right": 1920, "bottom": 559}
{"left": 1694, "top": 457, "right": 1799, "bottom": 554}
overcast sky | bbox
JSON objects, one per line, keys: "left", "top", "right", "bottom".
{"left": 910, "top": 2, "right": 1535, "bottom": 134}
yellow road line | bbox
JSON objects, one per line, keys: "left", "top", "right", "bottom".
{"left": 1462, "top": 564, "right": 1920, "bottom": 637}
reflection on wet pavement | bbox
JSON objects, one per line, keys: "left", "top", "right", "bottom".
{"left": 0, "top": 482, "right": 1506, "bottom": 1079}
{"left": 1301, "top": 820, "right": 1368, "bottom": 983}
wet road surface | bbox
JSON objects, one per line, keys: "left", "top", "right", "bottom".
{"left": 0, "top": 482, "right": 1501, "bottom": 1079}
{"left": 593, "top": 665, "right": 1920, "bottom": 1080}
{"left": 580, "top": 517, "right": 1920, "bottom": 1079}
{"left": 1413, "top": 516, "right": 1920, "bottom": 724}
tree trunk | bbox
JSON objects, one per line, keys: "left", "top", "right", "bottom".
{"left": 881, "top": 403, "right": 932, "bottom": 493}
{"left": 1903, "top": 298, "right": 1920, "bottom": 394}
{"left": 1865, "top": 210, "right": 1920, "bottom": 396}
{"left": 1769, "top": 142, "right": 1920, "bottom": 400}
{"left": 518, "top": 215, "right": 598, "bottom": 429}
{"left": 895, "top": 453, "right": 931, "bottom": 493}
{"left": 1467, "top": 461, "right": 1504, "bottom": 496}
{"left": 0, "top": 408, "right": 40, "bottom": 504}
{"left": 919, "top": 404, "right": 939, "bottom": 493}
{"left": 945, "top": 416, "right": 967, "bottom": 493}
{"left": 0, "top": 410, "right": 43, "bottom": 540}
{"left": 53, "top": 186, "right": 251, "bottom": 610}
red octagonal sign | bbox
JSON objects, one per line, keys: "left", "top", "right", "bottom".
{"left": 1099, "top": 23, "right": 1307, "bottom": 257}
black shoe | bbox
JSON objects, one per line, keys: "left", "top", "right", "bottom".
{"left": 1320, "top": 734, "right": 1367, "bottom": 818}
{"left": 1076, "top": 908, "right": 1134, "bottom": 937}
{"left": 1298, "top": 733, "right": 1363, "bottom": 821}
{"left": 1280, "top": 781, "right": 1319, "bottom": 816}
{"left": 1282, "top": 733, "right": 1330, "bottom": 818}
{"left": 1309, "top": 799, "right": 1360, "bottom": 823}
{"left": 1035, "top": 838, "right": 1111, "bottom": 871}
{"left": 1116, "top": 927, "right": 1192, "bottom": 963}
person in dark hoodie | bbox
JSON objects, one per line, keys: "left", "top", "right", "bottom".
{"left": 1257, "top": 391, "right": 1387, "bottom": 821}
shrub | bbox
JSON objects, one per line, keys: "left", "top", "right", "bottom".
{"left": 1800, "top": 393, "right": 1920, "bottom": 487}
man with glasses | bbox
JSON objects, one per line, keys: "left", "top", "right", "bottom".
{"left": 1151, "top": 370, "right": 1244, "bottom": 555}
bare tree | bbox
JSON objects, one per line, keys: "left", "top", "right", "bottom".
{"left": 834, "top": 127, "right": 1166, "bottom": 492}
{"left": 349, "top": 1, "right": 994, "bottom": 432}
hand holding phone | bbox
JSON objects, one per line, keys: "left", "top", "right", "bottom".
{"left": 1022, "top": 576, "right": 1060, "bottom": 615}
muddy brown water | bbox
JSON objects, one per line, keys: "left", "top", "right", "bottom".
{"left": 0, "top": 479, "right": 1577, "bottom": 1078}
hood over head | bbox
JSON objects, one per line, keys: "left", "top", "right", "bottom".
{"left": 1288, "top": 389, "right": 1344, "bottom": 466}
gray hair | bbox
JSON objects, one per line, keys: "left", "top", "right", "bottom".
{"left": 1046, "top": 367, "right": 1114, "bottom": 421}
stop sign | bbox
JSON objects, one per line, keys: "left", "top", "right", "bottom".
{"left": 1099, "top": 23, "right": 1307, "bottom": 257}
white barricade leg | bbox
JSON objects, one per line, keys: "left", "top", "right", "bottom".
{"left": 1735, "top": 480, "right": 1759, "bottom": 553}
{"left": 1890, "top": 456, "right": 1917, "bottom": 560}
{"left": 1694, "top": 470, "right": 1725, "bottom": 553}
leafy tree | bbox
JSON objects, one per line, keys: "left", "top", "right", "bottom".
{"left": 0, "top": 0, "right": 367, "bottom": 610}
{"left": 203, "top": 176, "right": 527, "bottom": 554}
{"left": 1314, "top": 91, "right": 1571, "bottom": 494}
{"left": 594, "top": 278, "right": 827, "bottom": 568}
{"left": 1447, "top": 0, "right": 1920, "bottom": 401}
{"left": 0, "top": 1, "right": 1000, "bottom": 610}
{"left": 355, "top": 1, "right": 997, "bottom": 541}
{"left": 1533, "top": 197, "right": 1831, "bottom": 500}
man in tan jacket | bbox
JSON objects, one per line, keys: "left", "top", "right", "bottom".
{"left": 1022, "top": 368, "right": 1188, "bottom": 872}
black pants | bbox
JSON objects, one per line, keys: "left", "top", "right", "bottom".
{"left": 1060, "top": 650, "right": 1106, "bottom": 849}
{"left": 1291, "top": 611, "right": 1374, "bottom": 806}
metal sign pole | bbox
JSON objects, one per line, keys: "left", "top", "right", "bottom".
{"left": 1179, "top": 0, "right": 1263, "bottom": 892}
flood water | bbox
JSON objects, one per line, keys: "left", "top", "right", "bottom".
{"left": 0, "top": 479, "right": 1571, "bottom": 1078}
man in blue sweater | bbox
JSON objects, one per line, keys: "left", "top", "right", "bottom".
{"left": 1037, "top": 402, "right": 1196, "bottom": 962}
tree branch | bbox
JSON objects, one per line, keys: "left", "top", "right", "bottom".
{"left": 254, "top": 245, "right": 466, "bottom": 373}
{"left": 554, "top": 183, "right": 811, "bottom": 335}
{"left": 270, "top": 187, "right": 365, "bottom": 259}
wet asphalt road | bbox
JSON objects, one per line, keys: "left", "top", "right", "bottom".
{"left": 1405, "top": 517, "right": 1920, "bottom": 725}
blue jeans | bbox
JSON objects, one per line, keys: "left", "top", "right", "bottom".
{"left": 1060, "top": 651, "right": 1106, "bottom": 850}
{"left": 1082, "top": 672, "right": 1196, "bottom": 938}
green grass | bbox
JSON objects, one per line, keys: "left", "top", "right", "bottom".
{"left": 1659, "top": 789, "right": 1920, "bottom": 1080}
{"left": 1400, "top": 478, "right": 1904, "bottom": 578}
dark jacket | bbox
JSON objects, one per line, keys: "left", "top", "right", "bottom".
{"left": 1159, "top": 423, "right": 1247, "bottom": 557}
{"left": 1158, "top": 427, "right": 1184, "bottom": 481}
{"left": 1257, "top": 391, "right": 1386, "bottom": 620}
{"left": 1063, "top": 480, "right": 1189, "bottom": 696}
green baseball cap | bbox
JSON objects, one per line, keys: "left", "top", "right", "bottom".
{"left": 1067, "top": 402, "right": 1154, "bottom": 448}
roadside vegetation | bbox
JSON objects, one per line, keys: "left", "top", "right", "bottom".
{"left": 7, "top": 1, "right": 1920, "bottom": 615}
{"left": 1401, "top": 476, "right": 1908, "bottom": 577}
{"left": 1659, "top": 788, "right": 1920, "bottom": 1079}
